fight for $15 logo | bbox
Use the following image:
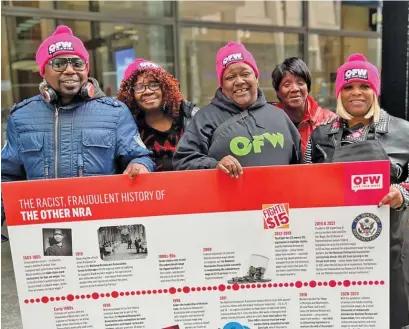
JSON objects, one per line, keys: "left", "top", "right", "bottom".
{"left": 263, "top": 204, "right": 289, "bottom": 230}
{"left": 352, "top": 213, "right": 382, "bottom": 242}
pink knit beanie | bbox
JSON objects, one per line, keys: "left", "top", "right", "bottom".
{"left": 122, "top": 58, "right": 163, "bottom": 81}
{"left": 216, "top": 42, "right": 259, "bottom": 87}
{"left": 335, "top": 53, "right": 380, "bottom": 98}
{"left": 35, "top": 25, "right": 89, "bottom": 77}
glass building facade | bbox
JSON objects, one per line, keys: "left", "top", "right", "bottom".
{"left": 1, "top": 0, "right": 382, "bottom": 144}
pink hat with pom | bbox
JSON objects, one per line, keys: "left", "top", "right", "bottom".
{"left": 216, "top": 42, "right": 259, "bottom": 87}
{"left": 35, "top": 25, "right": 89, "bottom": 77}
{"left": 122, "top": 58, "right": 163, "bottom": 81}
{"left": 335, "top": 53, "right": 380, "bottom": 98}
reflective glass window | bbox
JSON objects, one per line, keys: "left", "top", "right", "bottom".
{"left": 179, "top": 27, "right": 303, "bottom": 106}
{"left": 179, "top": 0, "right": 303, "bottom": 27}
{"left": 94, "top": 23, "right": 174, "bottom": 96}
{"left": 55, "top": 1, "right": 173, "bottom": 17}
{"left": 308, "top": 34, "right": 381, "bottom": 110}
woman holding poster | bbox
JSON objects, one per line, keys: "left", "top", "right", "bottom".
{"left": 117, "top": 59, "right": 199, "bottom": 171}
{"left": 173, "top": 42, "right": 301, "bottom": 177}
{"left": 304, "top": 53, "right": 409, "bottom": 329}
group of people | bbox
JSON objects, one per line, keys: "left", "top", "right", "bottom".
{"left": 99, "top": 240, "right": 119, "bottom": 259}
{"left": 1, "top": 25, "right": 409, "bottom": 328}
{"left": 127, "top": 238, "right": 147, "bottom": 253}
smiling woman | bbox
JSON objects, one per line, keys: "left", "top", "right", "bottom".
{"left": 173, "top": 42, "right": 302, "bottom": 176}
{"left": 221, "top": 62, "right": 258, "bottom": 110}
{"left": 117, "top": 59, "right": 199, "bottom": 172}
{"left": 271, "top": 57, "right": 336, "bottom": 155}
{"left": 338, "top": 82, "right": 378, "bottom": 125}
{"left": 304, "top": 53, "right": 409, "bottom": 329}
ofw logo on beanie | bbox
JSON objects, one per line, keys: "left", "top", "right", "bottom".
{"left": 139, "top": 62, "right": 159, "bottom": 69}
{"left": 48, "top": 41, "right": 74, "bottom": 55}
{"left": 344, "top": 68, "right": 368, "bottom": 81}
{"left": 222, "top": 53, "right": 243, "bottom": 67}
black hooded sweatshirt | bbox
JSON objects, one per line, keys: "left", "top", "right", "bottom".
{"left": 173, "top": 88, "right": 301, "bottom": 170}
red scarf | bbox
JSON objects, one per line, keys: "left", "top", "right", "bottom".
{"left": 275, "top": 95, "right": 337, "bottom": 155}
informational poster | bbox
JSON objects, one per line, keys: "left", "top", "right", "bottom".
{"left": 2, "top": 161, "right": 390, "bottom": 329}
{"left": 114, "top": 48, "right": 135, "bottom": 90}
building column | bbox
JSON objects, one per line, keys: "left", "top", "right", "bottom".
{"left": 380, "top": 1, "right": 409, "bottom": 120}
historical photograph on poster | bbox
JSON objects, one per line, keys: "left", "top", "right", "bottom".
{"left": 98, "top": 225, "right": 147, "bottom": 261}
{"left": 43, "top": 228, "right": 73, "bottom": 257}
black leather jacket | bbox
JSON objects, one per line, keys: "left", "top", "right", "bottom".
{"left": 304, "top": 110, "right": 409, "bottom": 309}
{"left": 305, "top": 109, "right": 409, "bottom": 183}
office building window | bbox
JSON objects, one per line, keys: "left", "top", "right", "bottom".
{"left": 55, "top": 1, "right": 173, "bottom": 17}
{"left": 3, "top": 17, "right": 57, "bottom": 104}
{"left": 309, "top": 1, "right": 382, "bottom": 32}
{"left": 179, "top": 0, "right": 303, "bottom": 27}
{"left": 309, "top": 1, "right": 341, "bottom": 30}
{"left": 308, "top": 34, "right": 381, "bottom": 110}
{"left": 2, "top": 1, "right": 53, "bottom": 9}
{"left": 342, "top": 2, "right": 382, "bottom": 32}
{"left": 2, "top": 16, "right": 12, "bottom": 146}
{"left": 94, "top": 23, "right": 174, "bottom": 96}
{"left": 179, "top": 27, "right": 303, "bottom": 106}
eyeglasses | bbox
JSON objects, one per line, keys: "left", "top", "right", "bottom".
{"left": 48, "top": 58, "right": 87, "bottom": 72}
{"left": 133, "top": 82, "right": 161, "bottom": 94}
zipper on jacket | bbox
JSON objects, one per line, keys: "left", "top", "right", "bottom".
{"left": 78, "top": 154, "right": 84, "bottom": 177}
{"left": 44, "top": 160, "right": 49, "bottom": 179}
{"left": 316, "top": 144, "right": 327, "bottom": 160}
{"left": 54, "top": 106, "right": 61, "bottom": 178}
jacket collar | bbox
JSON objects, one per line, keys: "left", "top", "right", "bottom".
{"left": 182, "top": 100, "right": 199, "bottom": 119}
{"left": 212, "top": 88, "right": 267, "bottom": 114}
{"left": 275, "top": 95, "right": 321, "bottom": 124}
{"left": 327, "top": 109, "right": 390, "bottom": 135}
{"left": 55, "top": 78, "right": 105, "bottom": 110}
{"left": 304, "top": 95, "right": 322, "bottom": 124}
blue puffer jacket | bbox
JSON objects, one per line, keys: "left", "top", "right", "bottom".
{"left": 1, "top": 79, "right": 155, "bottom": 181}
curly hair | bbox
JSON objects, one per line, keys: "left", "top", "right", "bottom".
{"left": 117, "top": 68, "right": 184, "bottom": 122}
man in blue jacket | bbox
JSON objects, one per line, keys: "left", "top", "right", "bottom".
{"left": 1, "top": 25, "right": 155, "bottom": 241}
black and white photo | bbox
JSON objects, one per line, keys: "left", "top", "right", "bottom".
{"left": 98, "top": 225, "right": 147, "bottom": 261}
{"left": 43, "top": 228, "right": 73, "bottom": 257}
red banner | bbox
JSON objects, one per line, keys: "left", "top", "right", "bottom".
{"left": 2, "top": 161, "right": 390, "bottom": 226}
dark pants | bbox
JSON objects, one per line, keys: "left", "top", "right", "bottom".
{"left": 391, "top": 265, "right": 409, "bottom": 329}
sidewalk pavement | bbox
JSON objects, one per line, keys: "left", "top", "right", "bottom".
{"left": 1, "top": 223, "right": 23, "bottom": 329}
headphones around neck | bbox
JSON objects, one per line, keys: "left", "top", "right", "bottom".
{"left": 39, "top": 79, "right": 95, "bottom": 104}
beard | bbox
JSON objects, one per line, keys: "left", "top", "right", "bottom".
{"left": 59, "top": 83, "right": 82, "bottom": 97}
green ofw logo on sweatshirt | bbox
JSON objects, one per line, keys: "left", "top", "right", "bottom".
{"left": 230, "top": 133, "right": 284, "bottom": 156}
